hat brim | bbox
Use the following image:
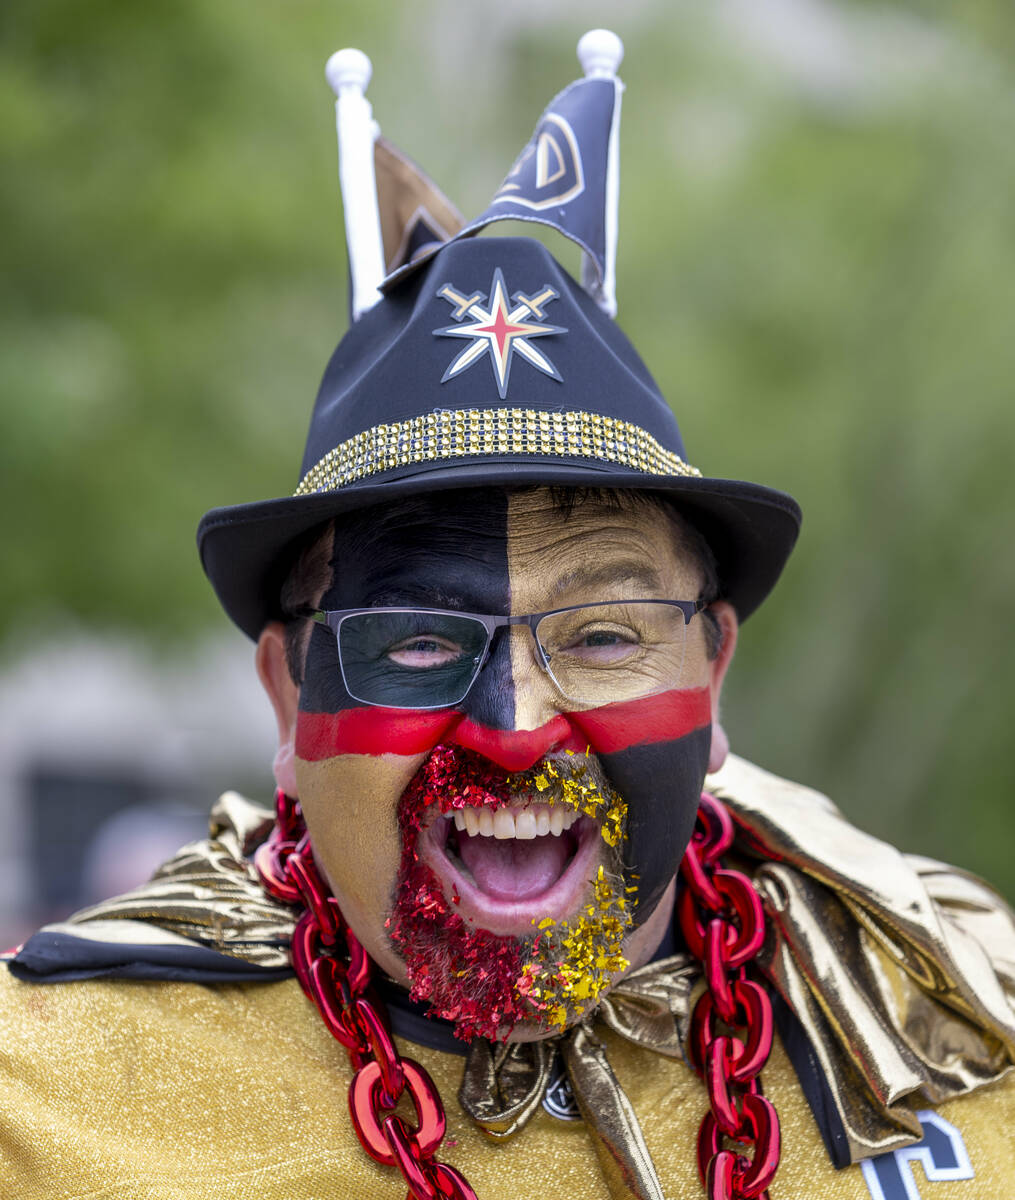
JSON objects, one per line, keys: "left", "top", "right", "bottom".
{"left": 197, "top": 458, "right": 801, "bottom": 641}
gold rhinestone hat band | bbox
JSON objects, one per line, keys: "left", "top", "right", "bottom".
{"left": 294, "top": 407, "right": 702, "bottom": 496}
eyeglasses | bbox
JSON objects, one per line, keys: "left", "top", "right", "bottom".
{"left": 307, "top": 599, "right": 707, "bottom": 710}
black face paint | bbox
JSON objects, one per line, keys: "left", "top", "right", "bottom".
{"left": 599, "top": 729, "right": 711, "bottom": 921}
{"left": 298, "top": 490, "right": 513, "bottom": 726}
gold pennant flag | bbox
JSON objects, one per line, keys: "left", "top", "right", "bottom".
{"left": 373, "top": 137, "right": 464, "bottom": 275}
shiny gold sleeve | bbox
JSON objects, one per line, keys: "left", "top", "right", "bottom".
{"left": 709, "top": 755, "right": 1015, "bottom": 1163}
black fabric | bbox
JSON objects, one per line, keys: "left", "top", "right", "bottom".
{"left": 197, "top": 236, "right": 801, "bottom": 640}
{"left": 7, "top": 930, "right": 291, "bottom": 985}
{"left": 771, "top": 989, "right": 851, "bottom": 1169}
{"left": 379, "top": 975, "right": 466, "bottom": 1056}
{"left": 300, "top": 237, "right": 681, "bottom": 474}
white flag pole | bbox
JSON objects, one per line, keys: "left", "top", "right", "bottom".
{"left": 577, "top": 29, "right": 624, "bottom": 318}
{"left": 325, "top": 48, "right": 386, "bottom": 321}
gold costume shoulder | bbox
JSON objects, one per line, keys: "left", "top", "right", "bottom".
{"left": 709, "top": 755, "right": 1015, "bottom": 1161}
{"left": 2, "top": 967, "right": 1013, "bottom": 1200}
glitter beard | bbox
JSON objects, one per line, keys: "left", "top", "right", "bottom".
{"left": 387, "top": 745, "right": 635, "bottom": 1041}
{"left": 520, "top": 864, "right": 634, "bottom": 1030}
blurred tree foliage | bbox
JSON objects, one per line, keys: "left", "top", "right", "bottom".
{"left": 2, "top": 1, "right": 1014, "bottom": 895}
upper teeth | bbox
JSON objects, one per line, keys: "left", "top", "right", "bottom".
{"left": 452, "top": 804, "right": 578, "bottom": 840}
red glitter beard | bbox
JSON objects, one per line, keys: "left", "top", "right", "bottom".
{"left": 386, "top": 745, "right": 549, "bottom": 1041}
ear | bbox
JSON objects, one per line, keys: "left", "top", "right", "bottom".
{"left": 706, "top": 601, "right": 738, "bottom": 774}
{"left": 256, "top": 621, "right": 300, "bottom": 797}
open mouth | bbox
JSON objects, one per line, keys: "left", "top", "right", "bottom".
{"left": 419, "top": 803, "right": 602, "bottom": 936}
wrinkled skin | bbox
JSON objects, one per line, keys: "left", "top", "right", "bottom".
{"left": 258, "top": 488, "right": 737, "bottom": 1039}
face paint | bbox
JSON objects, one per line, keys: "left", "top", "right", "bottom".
{"left": 296, "top": 685, "right": 710, "bottom": 922}
{"left": 293, "top": 491, "right": 515, "bottom": 994}
{"left": 295, "top": 688, "right": 707, "bottom": 761}
{"left": 290, "top": 487, "right": 720, "bottom": 1037}
{"left": 297, "top": 489, "right": 514, "bottom": 722}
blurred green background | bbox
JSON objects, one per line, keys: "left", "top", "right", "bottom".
{"left": 2, "top": 0, "right": 1013, "bottom": 899}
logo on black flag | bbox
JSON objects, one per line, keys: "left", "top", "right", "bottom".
{"left": 378, "top": 49, "right": 624, "bottom": 316}
{"left": 492, "top": 113, "right": 585, "bottom": 210}
{"left": 467, "top": 76, "right": 620, "bottom": 298}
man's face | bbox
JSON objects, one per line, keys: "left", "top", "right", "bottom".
{"left": 260, "top": 488, "right": 734, "bottom": 1040}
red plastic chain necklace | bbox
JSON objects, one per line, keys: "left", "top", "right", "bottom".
{"left": 254, "top": 789, "right": 475, "bottom": 1200}
{"left": 255, "top": 789, "right": 780, "bottom": 1199}
{"left": 679, "top": 793, "right": 781, "bottom": 1199}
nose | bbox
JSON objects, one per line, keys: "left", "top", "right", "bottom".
{"left": 506, "top": 624, "right": 562, "bottom": 732}
{"left": 448, "top": 624, "right": 577, "bottom": 770}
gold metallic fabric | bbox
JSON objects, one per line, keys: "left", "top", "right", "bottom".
{"left": 294, "top": 408, "right": 702, "bottom": 496}
{"left": 460, "top": 957, "right": 698, "bottom": 1200}
{"left": 55, "top": 758, "right": 1015, "bottom": 1185}
{"left": 710, "top": 755, "right": 1015, "bottom": 1164}
{"left": 460, "top": 1038, "right": 556, "bottom": 1138}
{"left": 67, "top": 791, "right": 294, "bottom": 969}
{"left": 373, "top": 134, "right": 465, "bottom": 274}
{"left": 2, "top": 968, "right": 1013, "bottom": 1199}
{"left": 562, "top": 1020, "right": 667, "bottom": 1200}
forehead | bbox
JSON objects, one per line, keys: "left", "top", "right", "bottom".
{"left": 325, "top": 488, "right": 702, "bottom": 610}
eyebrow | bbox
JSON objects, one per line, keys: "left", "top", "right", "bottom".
{"left": 550, "top": 560, "right": 663, "bottom": 601}
{"left": 368, "top": 587, "right": 467, "bottom": 611}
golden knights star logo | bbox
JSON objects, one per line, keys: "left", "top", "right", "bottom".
{"left": 433, "top": 268, "right": 567, "bottom": 399}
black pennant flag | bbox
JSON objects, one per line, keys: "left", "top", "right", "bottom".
{"left": 378, "top": 53, "right": 624, "bottom": 315}
{"left": 465, "top": 74, "right": 622, "bottom": 312}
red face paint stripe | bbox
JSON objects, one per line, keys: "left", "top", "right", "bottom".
{"left": 295, "top": 708, "right": 460, "bottom": 760}
{"left": 448, "top": 716, "right": 587, "bottom": 771}
{"left": 569, "top": 687, "right": 712, "bottom": 755}
{"left": 295, "top": 686, "right": 711, "bottom": 764}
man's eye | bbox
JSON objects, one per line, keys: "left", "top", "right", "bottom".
{"left": 387, "top": 637, "right": 463, "bottom": 668}
{"left": 582, "top": 631, "right": 624, "bottom": 646}
{"left": 561, "top": 626, "right": 639, "bottom": 661}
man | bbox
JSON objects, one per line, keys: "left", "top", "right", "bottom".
{"left": 3, "top": 50, "right": 1014, "bottom": 1200}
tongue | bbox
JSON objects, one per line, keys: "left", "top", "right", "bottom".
{"left": 456, "top": 829, "right": 572, "bottom": 901}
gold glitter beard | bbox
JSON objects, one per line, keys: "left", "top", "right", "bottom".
{"left": 509, "top": 753, "right": 636, "bottom": 1030}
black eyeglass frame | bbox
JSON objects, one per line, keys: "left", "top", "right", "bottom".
{"left": 306, "top": 598, "right": 707, "bottom": 711}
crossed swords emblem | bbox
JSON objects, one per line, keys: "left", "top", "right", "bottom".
{"left": 433, "top": 267, "right": 567, "bottom": 400}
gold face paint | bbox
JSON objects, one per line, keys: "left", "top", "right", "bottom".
{"left": 503, "top": 490, "right": 710, "bottom": 730}
{"left": 502, "top": 488, "right": 714, "bottom": 924}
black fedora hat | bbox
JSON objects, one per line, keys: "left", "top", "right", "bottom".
{"left": 198, "top": 235, "right": 801, "bottom": 640}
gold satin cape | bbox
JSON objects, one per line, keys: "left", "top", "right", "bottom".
{"left": 3, "top": 755, "right": 1014, "bottom": 1199}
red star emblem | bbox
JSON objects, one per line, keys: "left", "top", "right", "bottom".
{"left": 434, "top": 268, "right": 566, "bottom": 398}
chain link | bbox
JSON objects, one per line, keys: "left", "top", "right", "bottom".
{"left": 679, "top": 793, "right": 781, "bottom": 1200}
{"left": 256, "top": 790, "right": 478, "bottom": 1200}
{"left": 258, "top": 788, "right": 777, "bottom": 1200}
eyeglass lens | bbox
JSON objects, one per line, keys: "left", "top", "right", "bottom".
{"left": 535, "top": 602, "right": 689, "bottom": 705}
{"left": 338, "top": 610, "right": 488, "bottom": 708}
{"left": 336, "top": 603, "right": 693, "bottom": 710}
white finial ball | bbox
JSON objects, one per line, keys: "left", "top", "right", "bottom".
{"left": 326, "top": 47, "right": 372, "bottom": 97}
{"left": 577, "top": 29, "right": 623, "bottom": 78}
